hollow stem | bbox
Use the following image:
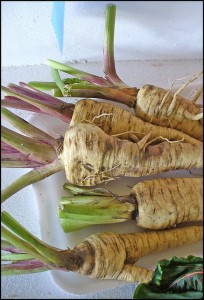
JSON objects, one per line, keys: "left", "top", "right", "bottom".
{"left": 59, "top": 185, "right": 135, "bottom": 232}
{"left": 63, "top": 182, "right": 112, "bottom": 196}
{"left": 27, "top": 78, "right": 90, "bottom": 92}
{"left": 103, "top": 4, "right": 127, "bottom": 86}
{"left": 27, "top": 78, "right": 137, "bottom": 107}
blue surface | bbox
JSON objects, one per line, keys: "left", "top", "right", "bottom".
{"left": 52, "top": 1, "right": 65, "bottom": 52}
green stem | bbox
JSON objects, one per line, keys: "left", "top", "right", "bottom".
{"left": 1, "top": 212, "right": 61, "bottom": 266}
{"left": 28, "top": 78, "right": 91, "bottom": 92}
{"left": 103, "top": 4, "right": 127, "bottom": 86}
{"left": 51, "top": 68, "right": 65, "bottom": 94}
{"left": 59, "top": 192, "right": 135, "bottom": 232}
{"left": 1, "top": 212, "right": 82, "bottom": 271}
{"left": 1, "top": 262, "right": 49, "bottom": 276}
{"left": 1, "top": 107, "right": 58, "bottom": 149}
{"left": 46, "top": 59, "right": 110, "bottom": 86}
{"left": 52, "top": 88, "right": 64, "bottom": 97}
{"left": 1, "top": 126, "right": 56, "bottom": 164}
{"left": 63, "top": 182, "right": 111, "bottom": 196}
{"left": 1, "top": 253, "right": 33, "bottom": 261}
{"left": 1, "top": 225, "right": 48, "bottom": 264}
{"left": 1, "top": 160, "right": 42, "bottom": 168}
{"left": 65, "top": 84, "right": 135, "bottom": 107}
{"left": 1, "top": 86, "right": 71, "bottom": 123}
{"left": 1, "top": 159, "right": 64, "bottom": 203}
{"left": 27, "top": 79, "right": 137, "bottom": 107}
{"left": 27, "top": 81, "right": 59, "bottom": 91}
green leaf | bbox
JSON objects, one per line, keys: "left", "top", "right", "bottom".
{"left": 133, "top": 284, "right": 203, "bottom": 299}
{"left": 133, "top": 256, "right": 203, "bottom": 299}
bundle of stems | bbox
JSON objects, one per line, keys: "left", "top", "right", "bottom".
{"left": 1, "top": 211, "right": 202, "bottom": 282}
{"left": 58, "top": 178, "right": 203, "bottom": 232}
{"left": 1, "top": 82, "right": 203, "bottom": 202}
{"left": 27, "top": 4, "right": 203, "bottom": 141}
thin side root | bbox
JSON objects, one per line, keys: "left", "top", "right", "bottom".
{"left": 167, "top": 71, "right": 203, "bottom": 116}
{"left": 189, "top": 112, "right": 203, "bottom": 120}
{"left": 184, "top": 111, "right": 203, "bottom": 121}
{"left": 80, "top": 113, "right": 114, "bottom": 126}
{"left": 83, "top": 164, "right": 121, "bottom": 182}
{"left": 143, "top": 135, "right": 184, "bottom": 152}
{"left": 92, "top": 113, "right": 113, "bottom": 123}
{"left": 137, "top": 131, "right": 152, "bottom": 151}
{"left": 192, "top": 86, "right": 203, "bottom": 103}
{"left": 111, "top": 131, "right": 147, "bottom": 137}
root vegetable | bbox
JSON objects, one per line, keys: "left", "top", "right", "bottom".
{"left": 131, "top": 177, "right": 203, "bottom": 229}
{"left": 135, "top": 82, "right": 203, "bottom": 141}
{"left": 61, "top": 123, "right": 202, "bottom": 186}
{"left": 28, "top": 4, "right": 203, "bottom": 141}
{"left": 70, "top": 98, "right": 201, "bottom": 145}
{"left": 59, "top": 177, "right": 203, "bottom": 232}
{"left": 1, "top": 84, "right": 202, "bottom": 146}
{"left": 1, "top": 102, "right": 203, "bottom": 202}
{"left": 1, "top": 211, "right": 203, "bottom": 282}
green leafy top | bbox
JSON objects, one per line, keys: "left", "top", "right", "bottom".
{"left": 133, "top": 256, "right": 203, "bottom": 299}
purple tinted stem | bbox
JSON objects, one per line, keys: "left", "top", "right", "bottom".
{"left": 103, "top": 4, "right": 127, "bottom": 86}
{"left": 1, "top": 141, "right": 17, "bottom": 151}
{"left": 1, "top": 259, "right": 49, "bottom": 275}
{"left": 46, "top": 59, "right": 111, "bottom": 87}
{"left": 2, "top": 160, "right": 42, "bottom": 168}
{"left": 2, "top": 97, "right": 42, "bottom": 113}
{"left": 68, "top": 85, "right": 135, "bottom": 107}
{"left": 1, "top": 126, "right": 56, "bottom": 164}
{"left": 2, "top": 86, "right": 73, "bottom": 123}
{"left": 10, "top": 83, "right": 64, "bottom": 105}
{"left": 1, "top": 239, "right": 25, "bottom": 254}
{"left": 2, "top": 107, "right": 58, "bottom": 148}
{"left": 1, "top": 150, "right": 43, "bottom": 168}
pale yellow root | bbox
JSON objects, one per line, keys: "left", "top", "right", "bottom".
{"left": 136, "top": 84, "right": 203, "bottom": 141}
{"left": 192, "top": 86, "right": 203, "bottom": 103}
{"left": 166, "top": 71, "right": 203, "bottom": 115}
{"left": 116, "top": 264, "right": 153, "bottom": 283}
{"left": 76, "top": 226, "right": 202, "bottom": 281}
{"left": 132, "top": 178, "right": 203, "bottom": 229}
{"left": 71, "top": 99, "right": 201, "bottom": 145}
{"left": 60, "top": 123, "right": 203, "bottom": 186}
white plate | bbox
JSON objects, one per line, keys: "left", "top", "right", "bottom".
{"left": 29, "top": 84, "right": 203, "bottom": 295}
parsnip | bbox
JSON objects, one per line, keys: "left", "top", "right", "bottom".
{"left": 70, "top": 99, "right": 201, "bottom": 145}
{"left": 2, "top": 84, "right": 202, "bottom": 146}
{"left": 61, "top": 123, "right": 202, "bottom": 186}
{"left": 29, "top": 4, "right": 202, "bottom": 141}
{"left": 1, "top": 106, "right": 203, "bottom": 202}
{"left": 132, "top": 177, "right": 203, "bottom": 229}
{"left": 2, "top": 212, "right": 203, "bottom": 282}
{"left": 59, "top": 178, "right": 203, "bottom": 232}
{"left": 135, "top": 84, "right": 203, "bottom": 141}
